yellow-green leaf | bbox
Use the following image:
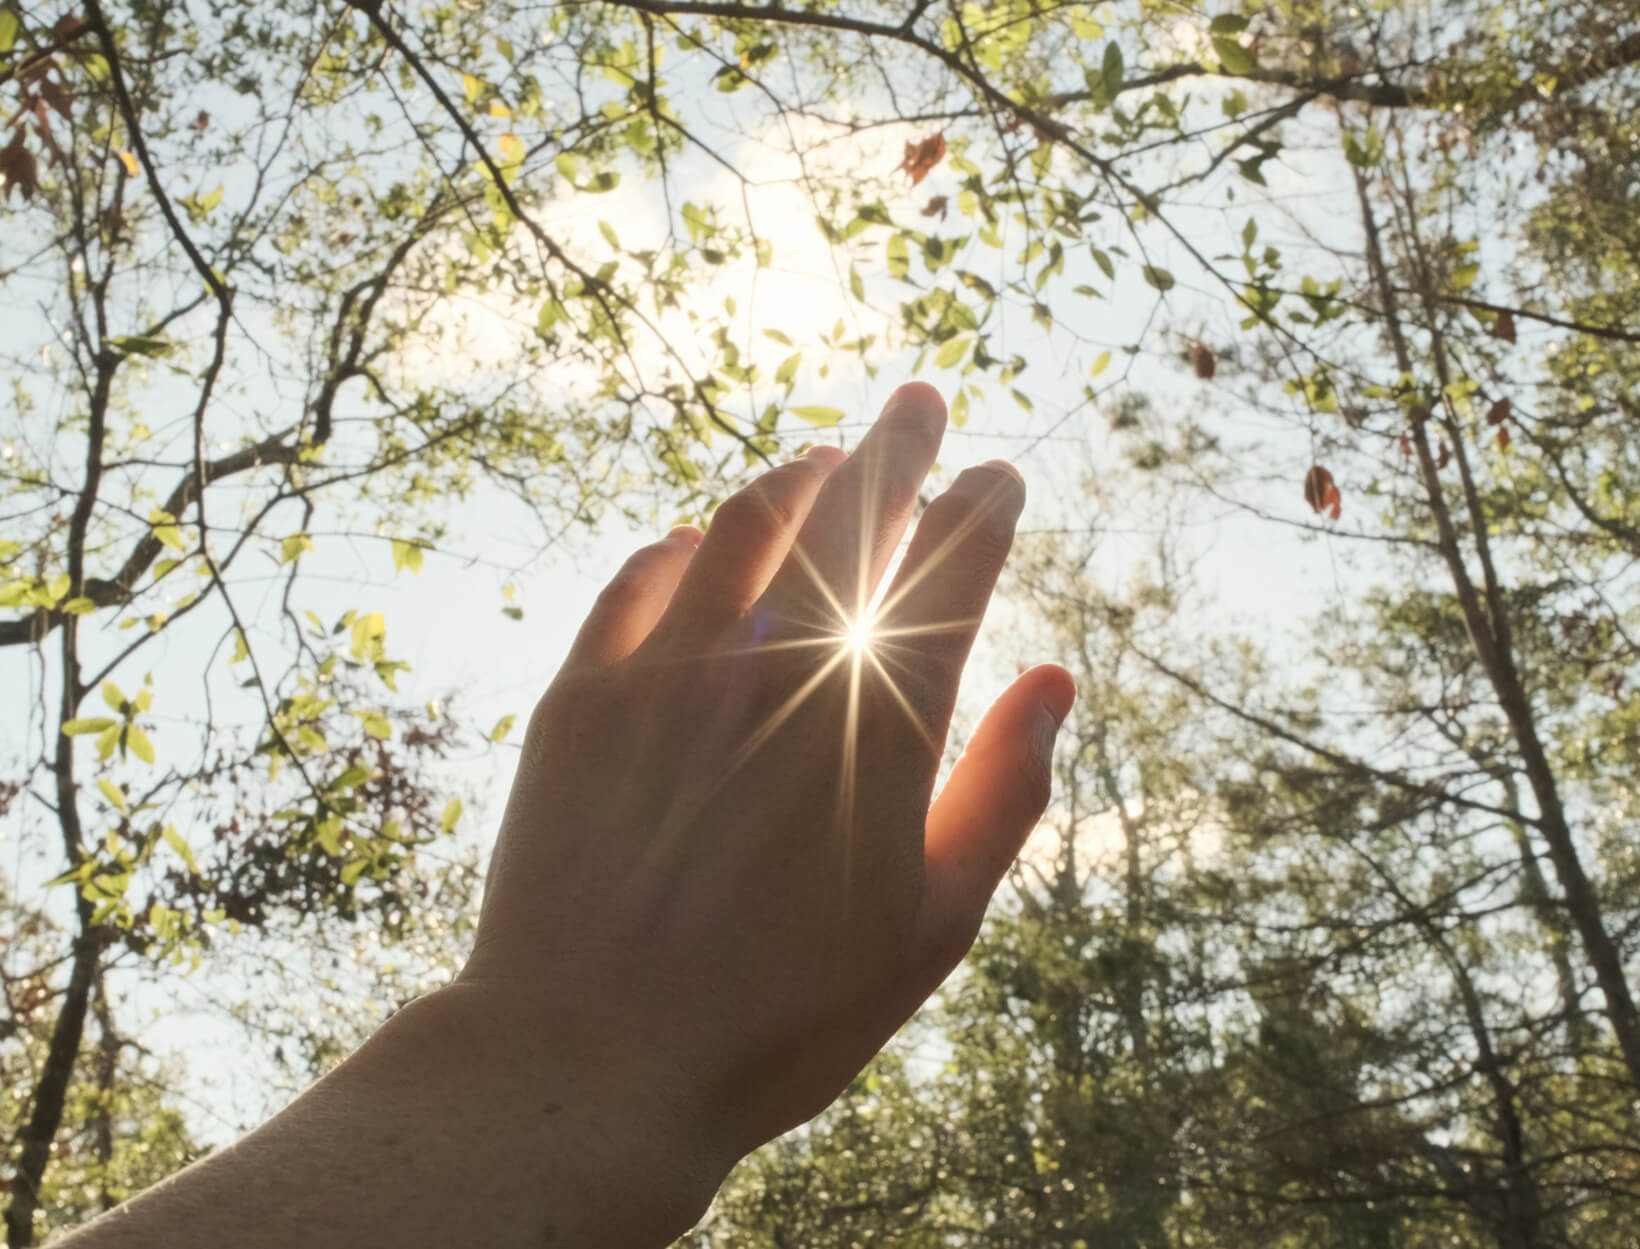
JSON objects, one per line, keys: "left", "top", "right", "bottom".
{"left": 440, "top": 797, "right": 463, "bottom": 833}
{"left": 102, "top": 680, "right": 127, "bottom": 712}
{"left": 162, "top": 825, "right": 200, "bottom": 874}
{"left": 97, "top": 778, "right": 128, "bottom": 813}
{"left": 354, "top": 710, "right": 393, "bottom": 740}
{"left": 489, "top": 714, "right": 517, "bottom": 742}
{"left": 64, "top": 718, "right": 116, "bottom": 736}
{"left": 1091, "top": 350, "right": 1112, "bottom": 378}
{"left": 791, "top": 405, "right": 845, "bottom": 428}
{"left": 390, "top": 540, "right": 425, "bottom": 575}
{"left": 935, "top": 337, "right": 970, "bottom": 369}
{"left": 125, "top": 725, "right": 156, "bottom": 764}
{"left": 117, "top": 149, "right": 140, "bottom": 177}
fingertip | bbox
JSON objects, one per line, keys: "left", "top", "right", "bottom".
{"left": 803, "top": 443, "right": 848, "bottom": 467}
{"left": 1025, "top": 663, "right": 1076, "bottom": 724}
{"left": 982, "top": 458, "right": 1024, "bottom": 485}
{"left": 882, "top": 381, "right": 947, "bottom": 436}
{"left": 667, "top": 524, "right": 705, "bottom": 547}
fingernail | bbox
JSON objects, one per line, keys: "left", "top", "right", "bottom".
{"left": 1040, "top": 670, "right": 1076, "bottom": 724}
{"left": 1031, "top": 702, "right": 1064, "bottom": 768}
{"left": 667, "top": 524, "right": 704, "bottom": 547}
{"left": 804, "top": 444, "right": 847, "bottom": 466}
{"left": 982, "top": 458, "right": 1024, "bottom": 484}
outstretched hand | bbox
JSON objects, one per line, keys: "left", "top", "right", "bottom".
{"left": 464, "top": 381, "right": 1073, "bottom": 1155}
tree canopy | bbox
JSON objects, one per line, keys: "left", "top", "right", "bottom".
{"left": 3, "top": 0, "right": 1638, "bottom": 1245}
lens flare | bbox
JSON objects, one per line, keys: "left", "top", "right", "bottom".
{"left": 843, "top": 614, "right": 876, "bottom": 655}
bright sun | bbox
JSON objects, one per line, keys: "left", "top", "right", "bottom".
{"left": 843, "top": 616, "right": 876, "bottom": 655}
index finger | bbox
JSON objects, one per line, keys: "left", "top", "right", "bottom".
{"left": 864, "top": 460, "right": 1027, "bottom": 750}
{"left": 757, "top": 383, "right": 947, "bottom": 638}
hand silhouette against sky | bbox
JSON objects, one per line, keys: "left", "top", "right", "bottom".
{"left": 61, "top": 381, "right": 1073, "bottom": 1248}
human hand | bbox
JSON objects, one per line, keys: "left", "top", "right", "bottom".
{"left": 462, "top": 381, "right": 1072, "bottom": 1176}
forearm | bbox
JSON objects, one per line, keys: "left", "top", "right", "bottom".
{"left": 57, "top": 982, "right": 732, "bottom": 1249}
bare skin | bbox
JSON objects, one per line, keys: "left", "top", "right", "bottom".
{"left": 57, "top": 382, "right": 1073, "bottom": 1248}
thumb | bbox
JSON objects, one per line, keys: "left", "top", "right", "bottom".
{"left": 915, "top": 664, "right": 1075, "bottom": 974}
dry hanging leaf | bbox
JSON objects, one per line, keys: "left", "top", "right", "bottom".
{"left": 1491, "top": 309, "right": 1517, "bottom": 344}
{"left": 921, "top": 195, "right": 948, "bottom": 219}
{"left": 1303, "top": 465, "right": 1341, "bottom": 520}
{"left": 1192, "top": 343, "right": 1216, "bottom": 379}
{"left": 1485, "top": 397, "right": 1511, "bottom": 426}
{"left": 1400, "top": 432, "right": 1413, "bottom": 459}
{"left": 1436, "top": 440, "right": 1452, "bottom": 470}
{"left": 116, "top": 149, "right": 140, "bottom": 177}
{"left": 0, "top": 129, "right": 39, "bottom": 202}
{"left": 1497, "top": 425, "right": 1512, "bottom": 451}
{"left": 899, "top": 133, "right": 946, "bottom": 186}
{"left": 38, "top": 78, "right": 73, "bottom": 123}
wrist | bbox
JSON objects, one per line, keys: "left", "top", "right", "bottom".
{"left": 351, "top": 980, "right": 736, "bottom": 1246}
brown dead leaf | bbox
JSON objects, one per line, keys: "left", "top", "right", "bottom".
{"left": 899, "top": 133, "right": 946, "bottom": 187}
{"left": 920, "top": 195, "right": 948, "bottom": 220}
{"left": 1192, "top": 343, "right": 1216, "bottom": 379}
{"left": 1497, "top": 425, "right": 1512, "bottom": 451}
{"left": 1491, "top": 308, "right": 1517, "bottom": 344}
{"left": 1303, "top": 465, "right": 1339, "bottom": 518}
{"left": 0, "top": 128, "right": 39, "bottom": 202}
{"left": 39, "top": 79, "right": 72, "bottom": 124}
{"left": 1485, "top": 397, "right": 1511, "bottom": 426}
{"left": 1436, "top": 440, "right": 1452, "bottom": 470}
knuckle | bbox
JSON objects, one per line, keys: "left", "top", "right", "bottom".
{"left": 717, "top": 471, "right": 804, "bottom": 536}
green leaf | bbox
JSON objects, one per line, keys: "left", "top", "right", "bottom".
{"left": 440, "top": 797, "right": 463, "bottom": 833}
{"left": 1102, "top": 42, "right": 1125, "bottom": 97}
{"left": 354, "top": 710, "right": 393, "bottom": 740}
{"left": 102, "top": 680, "right": 127, "bottom": 713}
{"left": 791, "top": 405, "right": 845, "bottom": 428}
{"left": 110, "top": 335, "right": 174, "bottom": 358}
{"left": 97, "top": 778, "right": 128, "bottom": 812}
{"left": 599, "top": 219, "right": 620, "bottom": 249}
{"left": 775, "top": 353, "right": 802, "bottom": 385}
{"left": 935, "top": 336, "right": 970, "bottom": 369}
{"left": 0, "top": 11, "right": 17, "bottom": 55}
{"left": 63, "top": 718, "right": 117, "bottom": 736}
{"left": 951, "top": 388, "right": 970, "bottom": 428}
{"left": 490, "top": 714, "right": 517, "bottom": 742}
{"left": 280, "top": 533, "right": 313, "bottom": 564}
{"left": 1213, "top": 35, "right": 1256, "bottom": 75}
{"left": 162, "top": 825, "right": 200, "bottom": 875}
{"left": 340, "top": 859, "right": 368, "bottom": 886}
{"left": 1210, "top": 13, "right": 1250, "bottom": 34}
{"left": 886, "top": 233, "right": 910, "bottom": 280}
{"left": 126, "top": 725, "right": 156, "bottom": 764}
{"left": 391, "top": 539, "right": 425, "bottom": 574}
{"left": 1091, "top": 248, "right": 1115, "bottom": 280}
{"left": 1091, "top": 350, "right": 1112, "bottom": 378}
{"left": 1142, "top": 266, "right": 1176, "bottom": 292}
